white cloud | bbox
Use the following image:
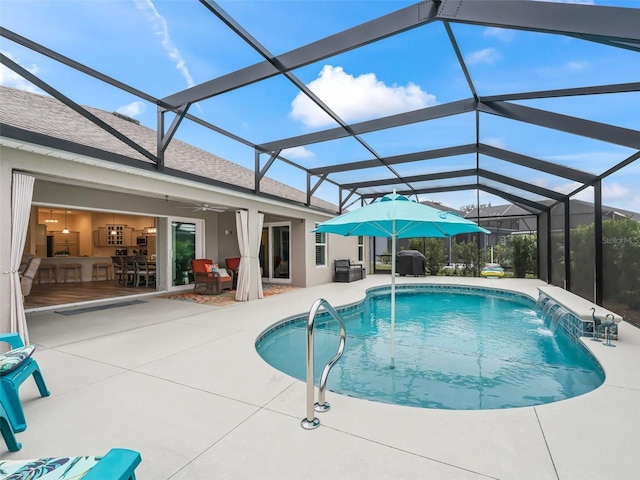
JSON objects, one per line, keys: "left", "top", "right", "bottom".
{"left": 465, "top": 48, "right": 501, "bottom": 66}
{"left": 536, "top": 59, "right": 590, "bottom": 77}
{"left": 531, "top": 178, "right": 551, "bottom": 188}
{"left": 544, "top": 150, "right": 621, "bottom": 170}
{"left": 116, "top": 101, "right": 146, "bottom": 118}
{"left": 555, "top": 181, "right": 586, "bottom": 196}
{"left": 552, "top": 181, "right": 638, "bottom": 210}
{"left": 483, "top": 28, "right": 515, "bottom": 42}
{"left": 564, "top": 60, "right": 588, "bottom": 72}
{"left": 0, "top": 51, "right": 43, "bottom": 93}
{"left": 482, "top": 137, "right": 506, "bottom": 149}
{"left": 135, "top": 0, "right": 194, "bottom": 88}
{"left": 282, "top": 146, "right": 316, "bottom": 160}
{"left": 602, "top": 182, "right": 630, "bottom": 202}
{"left": 289, "top": 65, "right": 436, "bottom": 128}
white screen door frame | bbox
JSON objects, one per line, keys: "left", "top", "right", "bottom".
{"left": 262, "top": 221, "right": 291, "bottom": 284}
{"left": 167, "top": 216, "right": 205, "bottom": 292}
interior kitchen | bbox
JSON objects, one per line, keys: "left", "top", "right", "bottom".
{"left": 24, "top": 207, "right": 157, "bottom": 288}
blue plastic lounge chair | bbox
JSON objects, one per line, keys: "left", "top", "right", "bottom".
{"left": 0, "top": 333, "right": 50, "bottom": 433}
{"left": 0, "top": 402, "right": 21, "bottom": 451}
{"left": 0, "top": 448, "right": 142, "bottom": 479}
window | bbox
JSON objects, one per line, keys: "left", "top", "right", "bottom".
{"left": 358, "top": 235, "right": 364, "bottom": 262}
{"left": 315, "top": 226, "right": 326, "bottom": 267}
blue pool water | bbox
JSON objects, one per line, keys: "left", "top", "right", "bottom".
{"left": 256, "top": 286, "right": 604, "bottom": 410}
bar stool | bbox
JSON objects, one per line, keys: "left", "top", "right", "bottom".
{"left": 36, "top": 264, "right": 57, "bottom": 284}
{"left": 59, "top": 264, "right": 82, "bottom": 283}
{"left": 92, "top": 262, "right": 113, "bottom": 282}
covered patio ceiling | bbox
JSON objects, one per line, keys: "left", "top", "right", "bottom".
{"left": 1, "top": 0, "right": 639, "bottom": 215}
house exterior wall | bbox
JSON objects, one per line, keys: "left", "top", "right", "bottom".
{"left": 301, "top": 218, "right": 365, "bottom": 287}
{"left": 0, "top": 144, "right": 358, "bottom": 333}
{"left": 0, "top": 157, "right": 13, "bottom": 334}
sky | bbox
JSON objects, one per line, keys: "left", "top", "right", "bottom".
{"left": 1, "top": 0, "right": 639, "bottom": 213}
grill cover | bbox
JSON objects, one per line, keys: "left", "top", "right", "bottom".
{"left": 395, "top": 250, "right": 426, "bottom": 276}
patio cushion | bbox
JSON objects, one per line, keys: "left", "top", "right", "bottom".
{"left": 0, "top": 345, "right": 36, "bottom": 376}
{"left": 0, "top": 455, "right": 100, "bottom": 479}
{"left": 211, "top": 266, "right": 231, "bottom": 279}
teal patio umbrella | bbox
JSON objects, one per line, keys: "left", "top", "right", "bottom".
{"left": 315, "top": 192, "right": 490, "bottom": 367}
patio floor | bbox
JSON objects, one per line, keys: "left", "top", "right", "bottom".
{"left": 3, "top": 276, "right": 639, "bottom": 479}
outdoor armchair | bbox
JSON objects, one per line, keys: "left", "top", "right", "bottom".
{"left": 0, "top": 333, "right": 50, "bottom": 434}
{"left": 0, "top": 402, "right": 21, "bottom": 451}
{"left": 19, "top": 254, "right": 41, "bottom": 297}
{"left": 190, "top": 259, "right": 233, "bottom": 294}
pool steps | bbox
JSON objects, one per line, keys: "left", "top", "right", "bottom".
{"left": 301, "top": 298, "right": 347, "bottom": 431}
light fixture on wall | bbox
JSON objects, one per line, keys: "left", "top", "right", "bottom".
{"left": 110, "top": 213, "right": 118, "bottom": 235}
{"left": 45, "top": 209, "right": 58, "bottom": 223}
{"left": 144, "top": 218, "right": 156, "bottom": 235}
{"left": 62, "top": 211, "right": 70, "bottom": 234}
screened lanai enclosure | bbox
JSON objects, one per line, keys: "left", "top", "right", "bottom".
{"left": 1, "top": 0, "right": 639, "bottom": 321}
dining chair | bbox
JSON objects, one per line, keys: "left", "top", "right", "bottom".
{"left": 111, "top": 256, "right": 126, "bottom": 285}
{"left": 122, "top": 256, "right": 137, "bottom": 286}
{"left": 134, "top": 256, "right": 156, "bottom": 287}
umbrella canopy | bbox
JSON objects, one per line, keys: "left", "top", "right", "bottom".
{"left": 315, "top": 192, "right": 490, "bottom": 367}
{"left": 315, "top": 193, "right": 490, "bottom": 239}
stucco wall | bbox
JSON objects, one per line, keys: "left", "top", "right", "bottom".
{"left": 1, "top": 144, "right": 354, "bottom": 332}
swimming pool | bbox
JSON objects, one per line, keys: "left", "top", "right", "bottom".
{"left": 256, "top": 285, "right": 605, "bottom": 410}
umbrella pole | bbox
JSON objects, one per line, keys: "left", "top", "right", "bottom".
{"left": 390, "top": 229, "right": 396, "bottom": 369}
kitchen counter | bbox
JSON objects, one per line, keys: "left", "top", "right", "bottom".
{"left": 39, "top": 256, "right": 114, "bottom": 283}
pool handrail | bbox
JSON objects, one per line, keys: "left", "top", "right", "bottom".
{"left": 301, "top": 298, "right": 347, "bottom": 430}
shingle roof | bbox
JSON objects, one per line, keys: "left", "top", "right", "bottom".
{"left": 0, "top": 86, "right": 338, "bottom": 212}
{"left": 464, "top": 199, "right": 640, "bottom": 221}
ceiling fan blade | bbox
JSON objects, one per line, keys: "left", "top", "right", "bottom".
{"left": 176, "top": 203, "right": 226, "bottom": 212}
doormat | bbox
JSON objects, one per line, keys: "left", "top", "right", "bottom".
{"left": 159, "top": 284, "right": 300, "bottom": 307}
{"left": 55, "top": 299, "right": 148, "bottom": 316}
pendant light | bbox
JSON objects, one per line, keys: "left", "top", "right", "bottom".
{"left": 62, "top": 211, "right": 70, "bottom": 234}
{"left": 110, "top": 213, "right": 118, "bottom": 235}
{"left": 45, "top": 209, "right": 58, "bottom": 224}
{"left": 144, "top": 217, "right": 156, "bottom": 235}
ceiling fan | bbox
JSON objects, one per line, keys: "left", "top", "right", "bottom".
{"left": 176, "top": 202, "right": 227, "bottom": 213}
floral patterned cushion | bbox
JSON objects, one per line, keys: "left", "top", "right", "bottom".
{"left": 0, "top": 344, "right": 36, "bottom": 376}
{"left": 0, "top": 456, "right": 100, "bottom": 479}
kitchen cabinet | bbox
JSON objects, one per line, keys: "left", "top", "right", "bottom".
{"left": 35, "top": 224, "right": 47, "bottom": 257}
{"left": 53, "top": 231, "right": 79, "bottom": 256}
{"left": 94, "top": 225, "right": 134, "bottom": 246}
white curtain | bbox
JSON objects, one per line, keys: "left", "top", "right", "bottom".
{"left": 235, "top": 210, "right": 264, "bottom": 301}
{"left": 235, "top": 210, "right": 250, "bottom": 301}
{"left": 255, "top": 212, "right": 264, "bottom": 299}
{"left": 9, "top": 173, "right": 35, "bottom": 344}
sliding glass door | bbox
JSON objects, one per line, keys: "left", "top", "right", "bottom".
{"left": 261, "top": 222, "right": 290, "bottom": 283}
{"left": 168, "top": 217, "right": 204, "bottom": 290}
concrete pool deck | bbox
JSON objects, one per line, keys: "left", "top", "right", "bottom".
{"left": 3, "top": 276, "right": 639, "bottom": 479}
